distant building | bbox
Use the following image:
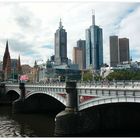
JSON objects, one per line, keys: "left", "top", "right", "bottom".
{"left": 11, "top": 58, "right": 21, "bottom": 80}
{"left": 73, "top": 47, "right": 83, "bottom": 70}
{"left": 50, "top": 55, "right": 55, "bottom": 62}
{"left": 55, "top": 19, "right": 68, "bottom": 65}
{"left": 85, "top": 13, "right": 103, "bottom": 70}
{"left": 119, "top": 38, "right": 130, "bottom": 63}
{"left": 73, "top": 39, "right": 86, "bottom": 70}
{"left": 21, "top": 64, "right": 32, "bottom": 75}
{"left": 109, "top": 36, "right": 130, "bottom": 67}
{"left": 109, "top": 36, "right": 119, "bottom": 67}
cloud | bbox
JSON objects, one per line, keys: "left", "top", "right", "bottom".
{"left": 0, "top": 2, "right": 140, "bottom": 67}
{"left": 15, "top": 16, "right": 31, "bottom": 28}
{"left": 118, "top": 5, "right": 140, "bottom": 61}
{"left": 42, "top": 44, "right": 53, "bottom": 49}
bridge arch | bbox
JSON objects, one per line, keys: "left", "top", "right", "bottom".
{"left": 78, "top": 102, "right": 140, "bottom": 136}
{"left": 23, "top": 91, "right": 66, "bottom": 113}
{"left": 5, "top": 90, "right": 20, "bottom": 103}
{"left": 79, "top": 96, "right": 140, "bottom": 111}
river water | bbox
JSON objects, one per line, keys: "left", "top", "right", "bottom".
{"left": 1, "top": 105, "right": 140, "bottom": 137}
{"left": 0, "top": 106, "right": 56, "bottom": 137}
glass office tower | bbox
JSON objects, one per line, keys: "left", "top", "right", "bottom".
{"left": 86, "top": 14, "right": 103, "bottom": 70}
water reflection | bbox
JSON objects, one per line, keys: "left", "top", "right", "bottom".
{"left": 0, "top": 106, "right": 56, "bottom": 137}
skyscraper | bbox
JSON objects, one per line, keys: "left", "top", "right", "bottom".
{"left": 109, "top": 36, "right": 130, "bottom": 67}
{"left": 119, "top": 38, "right": 130, "bottom": 63}
{"left": 73, "top": 39, "right": 86, "bottom": 70}
{"left": 85, "top": 13, "right": 103, "bottom": 70}
{"left": 109, "top": 36, "right": 119, "bottom": 67}
{"left": 55, "top": 19, "right": 68, "bottom": 65}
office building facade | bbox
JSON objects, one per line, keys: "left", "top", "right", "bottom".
{"left": 73, "top": 39, "right": 86, "bottom": 70}
{"left": 85, "top": 14, "right": 103, "bottom": 70}
{"left": 55, "top": 19, "right": 68, "bottom": 65}
{"left": 119, "top": 38, "right": 130, "bottom": 63}
{"left": 110, "top": 36, "right": 119, "bottom": 67}
{"left": 109, "top": 36, "right": 130, "bottom": 67}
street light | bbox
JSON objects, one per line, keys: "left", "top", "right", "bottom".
{"left": 65, "top": 65, "right": 69, "bottom": 82}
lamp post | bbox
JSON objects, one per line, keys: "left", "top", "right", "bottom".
{"left": 65, "top": 65, "right": 69, "bottom": 82}
{"left": 12, "top": 69, "right": 14, "bottom": 82}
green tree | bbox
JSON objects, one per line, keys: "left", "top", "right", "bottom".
{"left": 106, "top": 69, "right": 140, "bottom": 81}
{"left": 83, "top": 70, "right": 93, "bottom": 81}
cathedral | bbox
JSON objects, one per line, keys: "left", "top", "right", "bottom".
{"left": 2, "top": 41, "right": 22, "bottom": 81}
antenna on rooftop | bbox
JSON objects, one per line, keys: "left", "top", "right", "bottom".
{"left": 92, "top": 9, "right": 95, "bottom": 25}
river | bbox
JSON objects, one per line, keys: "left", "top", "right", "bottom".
{"left": 1, "top": 105, "right": 140, "bottom": 137}
{"left": 0, "top": 106, "right": 56, "bottom": 137}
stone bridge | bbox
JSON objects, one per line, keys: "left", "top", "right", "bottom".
{"left": 3, "top": 81, "right": 140, "bottom": 111}
{"left": 1, "top": 81, "right": 140, "bottom": 136}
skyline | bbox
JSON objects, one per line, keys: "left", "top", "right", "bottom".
{"left": 0, "top": 1, "right": 140, "bottom": 66}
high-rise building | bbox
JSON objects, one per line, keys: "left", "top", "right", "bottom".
{"left": 85, "top": 13, "right": 103, "bottom": 70}
{"left": 109, "top": 36, "right": 130, "bottom": 67}
{"left": 109, "top": 36, "right": 119, "bottom": 67}
{"left": 73, "top": 47, "right": 83, "bottom": 70}
{"left": 73, "top": 39, "right": 86, "bottom": 70}
{"left": 55, "top": 19, "right": 68, "bottom": 65}
{"left": 119, "top": 38, "right": 130, "bottom": 63}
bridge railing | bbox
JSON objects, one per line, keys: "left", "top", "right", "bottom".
{"left": 4, "top": 80, "right": 140, "bottom": 89}
{"left": 77, "top": 81, "right": 140, "bottom": 89}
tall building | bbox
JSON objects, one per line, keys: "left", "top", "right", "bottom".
{"left": 3, "top": 41, "right": 11, "bottom": 80}
{"left": 55, "top": 19, "right": 68, "bottom": 65}
{"left": 119, "top": 38, "right": 130, "bottom": 63}
{"left": 85, "top": 13, "right": 103, "bottom": 70}
{"left": 109, "top": 36, "right": 130, "bottom": 67}
{"left": 73, "top": 39, "right": 86, "bottom": 70}
{"left": 109, "top": 36, "right": 119, "bottom": 67}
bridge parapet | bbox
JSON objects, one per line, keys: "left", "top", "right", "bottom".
{"left": 77, "top": 81, "right": 140, "bottom": 89}
{"left": 76, "top": 81, "right": 140, "bottom": 111}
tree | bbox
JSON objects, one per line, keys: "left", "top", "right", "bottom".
{"left": 83, "top": 70, "right": 93, "bottom": 81}
{"left": 106, "top": 69, "right": 140, "bottom": 81}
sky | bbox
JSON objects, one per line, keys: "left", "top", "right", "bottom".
{"left": 0, "top": 0, "right": 140, "bottom": 67}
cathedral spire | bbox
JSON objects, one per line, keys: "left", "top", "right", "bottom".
{"left": 2, "top": 40, "right": 11, "bottom": 80}
{"left": 3, "top": 40, "right": 11, "bottom": 71}
{"left": 34, "top": 60, "right": 37, "bottom": 68}
{"left": 5, "top": 40, "right": 9, "bottom": 53}
{"left": 17, "top": 54, "right": 22, "bottom": 74}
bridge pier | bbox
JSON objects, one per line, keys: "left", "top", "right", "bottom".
{"left": 55, "top": 81, "right": 79, "bottom": 136}
{"left": 0, "top": 83, "right": 6, "bottom": 98}
{"left": 54, "top": 81, "right": 91, "bottom": 136}
{"left": 12, "top": 82, "right": 26, "bottom": 113}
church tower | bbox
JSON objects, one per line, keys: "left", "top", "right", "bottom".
{"left": 17, "top": 55, "right": 22, "bottom": 75}
{"left": 2, "top": 41, "right": 11, "bottom": 80}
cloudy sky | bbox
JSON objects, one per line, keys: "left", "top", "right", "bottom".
{"left": 0, "top": 0, "right": 140, "bottom": 66}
